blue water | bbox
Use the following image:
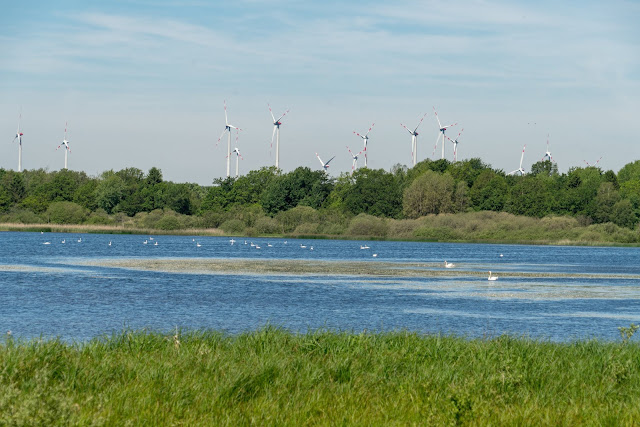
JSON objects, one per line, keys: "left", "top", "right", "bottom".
{"left": 1, "top": 231, "right": 639, "bottom": 342}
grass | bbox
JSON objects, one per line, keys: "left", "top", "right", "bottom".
{"left": 2, "top": 210, "right": 640, "bottom": 246}
{"left": 2, "top": 327, "right": 640, "bottom": 425}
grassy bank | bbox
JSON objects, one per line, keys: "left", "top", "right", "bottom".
{"left": 3, "top": 210, "right": 640, "bottom": 246}
{"left": 2, "top": 328, "right": 639, "bottom": 424}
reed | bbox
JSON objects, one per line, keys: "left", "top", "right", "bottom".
{"left": 1, "top": 328, "right": 639, "bottom": 424}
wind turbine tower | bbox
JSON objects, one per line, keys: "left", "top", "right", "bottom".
{"left": 508, "top": 145, "right": 527, "bottom": 176}
{"left": 12, "top": 114, "right": 24, "bottom": 172}
{"left": 56, "top": 122, "right": 71, "bottom": 170}
{"left": 216, "top": 100, "right": 242, "bottom": 178}
{"left": 542, "top": 134, "right": 553, "bottom": 162}
{"left": 346, "top": 146, "right": 364, "bottom": 174}
{"left": 269, "top": 104, "right": 289, "bottom": 170}
{"left": 228, "top": 144, "right": 244, "bottom": 178}
{"left": 445, "top": 128, "right": 464, "bottom": 162}
{"left": 401, "top": 112, "right": 428, "bottom": 166}
{"left": 432, "top": 107, "right": 457, "bottom": 160}
{"left": 353, "top": 123, "right": 375, "bottom": 167}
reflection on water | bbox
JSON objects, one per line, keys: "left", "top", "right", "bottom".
{"left": 1, "top": 231, "right": 639, "bottom": 342}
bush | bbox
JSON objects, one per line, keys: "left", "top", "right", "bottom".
{"left": 220, "top": 219, "right": 245, "bottom": 234}
{"left": 86, "top": 209, "right": 115, "bottom": 225}
{"left": 198, "top": 211, "right": 225, "bottom": 228}
{"left": 346, "top": 214, "right": 388, "bottom": 238}
{"left": 0, "top": 207, "right": 42, "bottom": 224}
{"left": 293, "top": 223, "right": 319, "bottom": 235}
{"left": 276, "top": 206, "right": 319, "bottom": 233}
{"left": 254, "top": 216, "right": 279, "bottom": 234}
{"left": 155, "top": 215, "right": 182, "bottom": 230}
{"left": 46, "top": 201, "right": 87, "bottom": 224}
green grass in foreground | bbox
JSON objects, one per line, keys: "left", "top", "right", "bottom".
{"left": 1, "top": 328, "right": 640, "bottom": 425}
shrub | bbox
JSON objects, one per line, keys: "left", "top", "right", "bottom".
{"left": 254, "top": 216, "right": 279, "bottom": 234}
{"left": 293, "top": 223, "right": 319, "bottom": 235}
{"left": 346, "top": 214, "right": 388, "bottom": 238}
{"left": 46, "top": 201, "right": 87, "bottom": 224}
{"left": 220, "top": 219, "right": 245, "bottom": 234}
{"left": 155, "top": 215, "right": 181, "bottom": 230}
{"left": 276, "top": 206, "right": 319, "bottom": 233}
{"left": 86, "top": 209, "right": 115, "bottom": 225}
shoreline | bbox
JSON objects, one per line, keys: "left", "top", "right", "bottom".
{"left": 1, "top": 222, "right": 638, "bottom": 247}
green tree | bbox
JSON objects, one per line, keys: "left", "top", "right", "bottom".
{"left": 47, "top": 201, "right": 88, "bottom": 224}
{"left": 470, "top": 170, "right": 508, "bottom": 211}
{"left": 95, "top": 174, "right": 126, "bottom": 214}
{"left": 402, "top": 170, "right": 455, "bottom": 218}
{"left": 343, "top": 168, "right": 403, "bottom": 218}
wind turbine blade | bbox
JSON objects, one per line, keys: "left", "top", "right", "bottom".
{"left": 325, "top": 155, "right": 335, "bottom": 166}
{"left": 276, "top": 109, "right": 289, "bottom": 122}
{"left": 432, "top": 106, "right": 442, "bottom": 128}
{"left": 365, "top": 123, "right": 375, "bottom": 137}
{"left": 519, "top": 145, "right": 526, "bottom": 169}
{"left": 432, "top": 133, "right": 441, "bottom": 157}
{"left": 595, "top": 156, "right": 602, "bottom": 166}
{"left": 268, "top": 103, "right": 275, "bottom": 122}
{"left": 347, "top": 145, "right": 355, "bottom": 158}
{"left": 216, "top": 129, "right": 227, "bottom": 147}
{"left": 354, "top": 131, "right": 365, "bottom": 139}
{"left": 316, "top": 152, "right": 324, "bottom": 166}
{"left": 400, "top": 123, "right": 413, "bottom": 135}
{"left": 443, "top": 123, "right": 457, "bottom": 130}
{"left": 414, "top": 112, "right": 428, "bottom": 132}
{"left": 224, "top": 100, "right": 228, "bottom": 125}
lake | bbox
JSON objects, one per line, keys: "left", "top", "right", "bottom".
{"left": 1, "top": 231, "right": 639, "bottom": 342}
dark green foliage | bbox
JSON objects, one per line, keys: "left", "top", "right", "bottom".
{"left": 342, "top": 168, "right": 403, "bottom": 218}
{"left": 1, "top": 159, "right": 640, "bottom": 232}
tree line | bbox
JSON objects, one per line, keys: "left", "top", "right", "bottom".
{"left": 1, "top": 158, "right": 640, "bottom": 232}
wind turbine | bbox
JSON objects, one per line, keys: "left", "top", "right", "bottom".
{"left": 432, "top": 106, "right": 457, "bottom": 160}
{"left": 353, "top": 122, "right": 375, "bottom": 168}
{"left": 401, "top": 112, "right": 428, "bottom": 166}
{"left": 227, "top": 143, "right": 244, "bottom": 178}
{"left": 508, "top": 145, "right": 527, "bottom": 176}
{"left": 346, "top": 146, "right": 364, "bottom": 174}
{"left": 12, "top": 113, "right": 24, "bottom": 172}
{"left": 583, "top": 157, "right": 603, "bottom": 167}
{"left": 542, "top": 134, "right": 552, "bottom": 162}
{"left": 316, "top": 152, "right": 335, "bottom": 172}
{"left": 268, "top": 104, "right": 289, "bottom": 170}
{"left": 445, "top": 128, "right": 464, "bottom": 162}
{"left": 216, "top": 100, "right": 242, "bottom": 177}
{"left": 56, "top": 122, "right": 71, "bottom": 169}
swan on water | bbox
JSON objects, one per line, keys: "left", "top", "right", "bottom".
{"left": 444, "top": 260, "right": 455, "bottom": 268}
{"left": 488, "top": 271, "right": 498, "bottom": 281}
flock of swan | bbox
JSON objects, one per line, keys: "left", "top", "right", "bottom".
{"left": 39, "top": 233, "right": 502, "bottom": 280}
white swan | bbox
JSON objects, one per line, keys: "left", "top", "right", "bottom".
{"left": 444, "top": 260, "right": 455, "bottom": 268}
{"left": 300, "top": 244, "right": 307, "bottom": 248}
{"left": 42, "top": 242, "right": 51, "bottom": 245}
{"left": 488, "top": 271, "right": 498, "bottom": 281}
{"left": 143, "top": 240, "right": 148, "bottom": 244}
{"left": 108, "top": 241, "right": 112, "bottom": 246}
{"left": 196, "top": 242, "right": 201, "bottom": 247}
{"left": 61, "top": 239, "right": 65, "bottom": 244}
{"left": 372, "top": 254, "right": 378, "bottom": 257}
{"left": 154, "top": 241, "right": 158, "bottom": 246}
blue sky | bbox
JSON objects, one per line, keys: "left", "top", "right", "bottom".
{"left": 1, "top": 1, "right": 638, "bottom": 184}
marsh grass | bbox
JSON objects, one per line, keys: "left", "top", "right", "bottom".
{"left": 1, "top": 328, "right": 639, "bottom": 425}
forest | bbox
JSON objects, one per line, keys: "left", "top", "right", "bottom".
{"left": 1, "top": 158, "right": 640, "bottom": 243}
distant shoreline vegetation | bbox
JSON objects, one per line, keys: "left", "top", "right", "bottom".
{"left": 2, "top": 158, "right": 640, "bottom": 245}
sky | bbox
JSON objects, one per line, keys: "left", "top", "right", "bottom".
{"left": 1, "top": 1, "right": 638, "bottom": 185}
